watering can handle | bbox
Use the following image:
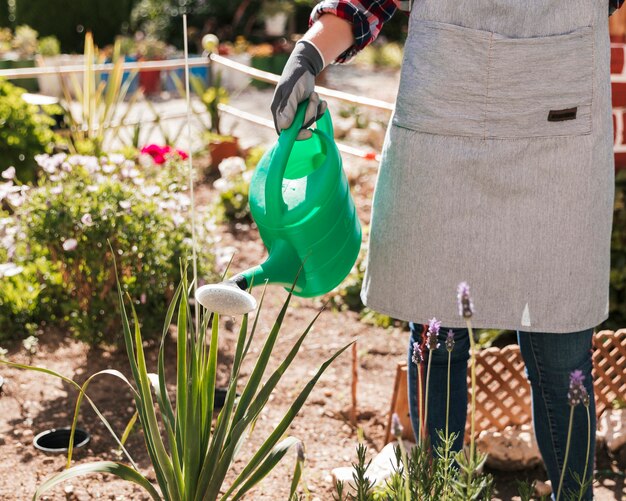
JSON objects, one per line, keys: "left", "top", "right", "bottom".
{"left": 266, "top": 100, "right": 330, "bottom": 218}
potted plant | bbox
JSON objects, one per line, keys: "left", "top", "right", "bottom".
{"left": 192, "top": 72, "right": 240, "bottom": 169}
{"left": 9, "top": 25, "right": 39, "bottom": 92}
{"left": 260, "top": 0, "right": 295, "bottom": 37}
{"left": 35, "top": 35, "right": 62, "bottom": 96}
{"left": 136, "top": 35, "right": 168, "bottom": 96}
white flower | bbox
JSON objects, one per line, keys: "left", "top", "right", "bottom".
{"left": 119, "top": 200, "right": 132, "bottom": 210}
{"left": 81, "top": 214, "right": 94, "bottom": 226}
{"left": 213, "top": 178, "right": 228, "bottom": 192}
{"left": 86, "top": 185, "right": 98, "bottom": 193}
{"left": 0, "top": 263, "right": 24, "bottom": 277}
{"left": 138, "top": 153, "right": 153, "bottom": 168}
{"left": 141, "top": 186, "right": 160, "bottom": 197}
{"left": 108, "top": 154, "right": 125, "bottom": 166}
{"left": 102, "top": 163, "right": 116, "bottom": 174}
{"left": 218, "top": 156, "right": 247, "bottom": 178}
{"left": 172, "top": 214, "right": 185, "bottom": 227}
{"left": 1, "top": 166, "right": 16, "bottom": 180}
{"left": 62, "top": 238, "right": 78, "bottom": 251}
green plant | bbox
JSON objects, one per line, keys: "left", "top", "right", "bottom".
{"left": 6, "top": 152, "right": 216, "bottom": 344}
{"left": 37, "top": 35, "right": 61, "bottom": 56}
{"left": 136, "top": 36, "right": 169, "bottom": 60}
{"left": 1, "top": 263, "right": 352, "bottom": 500}
{"left": 0, "top": 27, "right": 12, "bottom": 55}
{"left": 212, "top": 152, "right": 263, "bottom": 223}
{"left": 12, "top": 24, "right": 38, "bottom": 59}
{"left": 260, "top": 0, "right": 295, "bottom": 19}
{"left": 61, "top": 32, "right": 140, "bottom": 156}
{"left": 0, "top": 78, "right": 58, "bottom": 182}
{"left": 191, "top": 72, "right": 229, "bottom": 135}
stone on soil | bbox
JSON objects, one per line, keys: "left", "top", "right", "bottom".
{"left": 476, "top": 424, "right": 542, "bottom": 471}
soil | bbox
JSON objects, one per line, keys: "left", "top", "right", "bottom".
{"left": 1, "top": 65, "right": 624, "bottom": 501}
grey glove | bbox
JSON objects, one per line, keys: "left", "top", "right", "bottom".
{"left": 271, "top": 40, "right": 328, "bottom": 140}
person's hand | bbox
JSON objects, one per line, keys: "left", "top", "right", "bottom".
{"left": 271, "top": 40, "right": 328, "bottom": 140}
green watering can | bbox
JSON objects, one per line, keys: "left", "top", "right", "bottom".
{"left": 195, "top": 102, "right": 362, "bottom": 315}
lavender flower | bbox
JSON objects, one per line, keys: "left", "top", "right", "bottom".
{"left": 427, "top": 317, "right": 441, "bottom": 350}
{"left": 457, "top": 281, "right": 474, "bottom": 319}
{"left": 567, "top": 370, "right": 588, "bottom": 407}
{"left": 391, "top": 413, "right": 403, "bottom": 438}
{"left": 411, "top": 340, "right": 423, "bottom": 365}
{"left": 445, "top": 329, "right": 455, "bottom": 352}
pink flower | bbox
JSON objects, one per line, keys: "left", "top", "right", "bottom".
{"left": 140, "top": 144, "right": 188, "bottom": 165}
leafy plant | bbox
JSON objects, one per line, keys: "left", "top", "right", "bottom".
{"left": 1, "top": 263, "right": 352, "bottom": 500}
{"left": 0, "top": 78, "right": 59, "bottom": 182}
{"left": 60, "top": 32, "right": 140, "bottom": 156}
{"left": 12, "top": 25, "right": 38, "bottom": 59}
{"left": 191, "top": 71, "right": 229, "bottom": 135}
{"left": 37, "top": 35, "right": 61, "bottom": 57}
{"left": 5, "top": 152, "right": 216, "bottom": 344}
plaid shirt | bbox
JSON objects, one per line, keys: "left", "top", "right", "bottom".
{"left": 312, "top": 0, "right": 626, "bottom": 63}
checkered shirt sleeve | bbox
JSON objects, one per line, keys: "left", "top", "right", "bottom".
{"left": 310, "top": 0, "right": 398, "bottom": 63}
{"left": 611, "top": 0, "right": 625, "bottom": 15}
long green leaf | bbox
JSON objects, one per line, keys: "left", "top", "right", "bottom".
{"left": 33, "top": 461, "right": 161, "bottom": 501}
{"left": 0, "top": 361, "right": 137, "bottom": 468}
{"left": 222, "top": 341, "right": 354, "bottom": 499}
{"left": 230, "top": 437, "right": 299, "bottom": 501}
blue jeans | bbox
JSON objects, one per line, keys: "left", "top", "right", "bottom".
{"left": 407, "top": 323, "right": 596, "bottom": 500}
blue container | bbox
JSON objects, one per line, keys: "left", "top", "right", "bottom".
{"left": 101, "top": 56, "right": 139, "bottom": 94}
{"left": 164, "top": 55, "right": 209, "bottom": 95}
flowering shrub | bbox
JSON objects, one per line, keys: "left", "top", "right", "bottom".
{"left": 1, "top": 152, "right": 217, "bottom": 344}
{"left": 140, "top": 144, "right": 188, "bottom": 165}
{"left": 0, "top": 78, "right": 59, "bottom": 182}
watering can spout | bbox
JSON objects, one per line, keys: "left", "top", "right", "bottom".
{"left": 235, "top": 239, "right": 304, "bottom": 292}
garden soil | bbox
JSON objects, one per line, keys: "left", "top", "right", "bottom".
{"left": 0, "top": 65, "right": 624, "bottom": 500}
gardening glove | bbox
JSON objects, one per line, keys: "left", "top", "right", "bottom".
{"left": 271, "top": 40, "right": 328, "bottom": 140}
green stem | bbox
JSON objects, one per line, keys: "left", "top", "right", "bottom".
{"left": 578, "top": 404, "right": 591, "bottom": 501}
{"left": 466, "top": 319, "right": 477, "bottom": 477}
{"left": 424, "top": 350, "right": 433, "bottom": 444}
{"left": 397, "top": 438, "right": 411, "bottom": 501}
{"left": 417, "top": 362, "right": 424, "bottom": 449}
{"left": 557, "top": 405, "right": 575, "bottom": 501}
{"left": 443, "top": 350, "right": 451, "bottom": 499}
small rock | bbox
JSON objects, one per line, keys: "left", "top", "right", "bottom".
{"left": 476, "top": 425, "right": 542, "bottom": 471}
{"left": 598, "top": 408, "right": 626, "bottom": 452}
{"left": 64, "top": 484, "right": 74, "bottom": 494}
{"left": 534, "top": 479, "right": 552, "bottom": 497}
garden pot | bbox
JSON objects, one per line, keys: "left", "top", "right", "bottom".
{"left": 33, "top": 427, "right": 90, "bottom": 453}
{"left": 139, "top": 58, "right": 163, "bottom": 96}
{"left": 264, "top": 12, "right": 289, "bottom": 37}
{"left": 209, "top": 137, "right": 240, "bottom": 169}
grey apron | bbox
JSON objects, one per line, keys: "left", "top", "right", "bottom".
{"left": 361, "top": 0, "right": 615, "bottom": 333}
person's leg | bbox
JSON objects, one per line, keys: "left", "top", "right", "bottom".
{"left": 407, "top": 322, "right": 470, "bottom": 453}
{"left": 517, "top": 328, "right": 596, "bottom": 500}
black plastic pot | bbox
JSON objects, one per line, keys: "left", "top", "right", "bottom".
{"left": 33, "top": 428, "right": 90, "bottom": 453}
{"left": 214, "top": 387, "right": 240, "bottom": 409}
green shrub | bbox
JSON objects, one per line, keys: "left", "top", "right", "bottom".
{"left": 5, "top": 152, "right": 217, "bottom": 344}
{"left": 212, "top": 148, "right": 264, "bottom": 223}
{"left": 0, "top": 78, "right": 58, "bottom": 182}
{"left": 607, "top": 170, "right": 626, "bottom": 330}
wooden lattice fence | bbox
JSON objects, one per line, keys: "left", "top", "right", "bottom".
{"left": 387, "top": 329, "right": 626, "bottom": 443}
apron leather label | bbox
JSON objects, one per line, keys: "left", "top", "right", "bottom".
{"left": 547, "top": 107, "right": 578, "bottom": 121}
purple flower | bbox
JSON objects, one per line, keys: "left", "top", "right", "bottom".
{"left": 411, "top": 341, "right": 423, "bottom": 365}
{"left": 391, "top": 413, "right": 403, "bottom": 438}
{"left": 445, "top": 329, "right": 455, "bottom": 352}
{"left": 427, "top": 317, "right": 441, "bottom": 350}
{"left": 457, "top": 282, "right": 474, "bottom": 319}
{"left": 567, "top": 370, "right": 588, "bottom": 407}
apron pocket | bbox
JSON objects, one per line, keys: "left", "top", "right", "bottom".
{"left": 392, "top": 20, "right": 593, "bottom": 139}
{"left": 393, "top": 20, "right": 491, "bottom": 137}
{"left": 488, "top": 26, "right": 593, "bottom": 138}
